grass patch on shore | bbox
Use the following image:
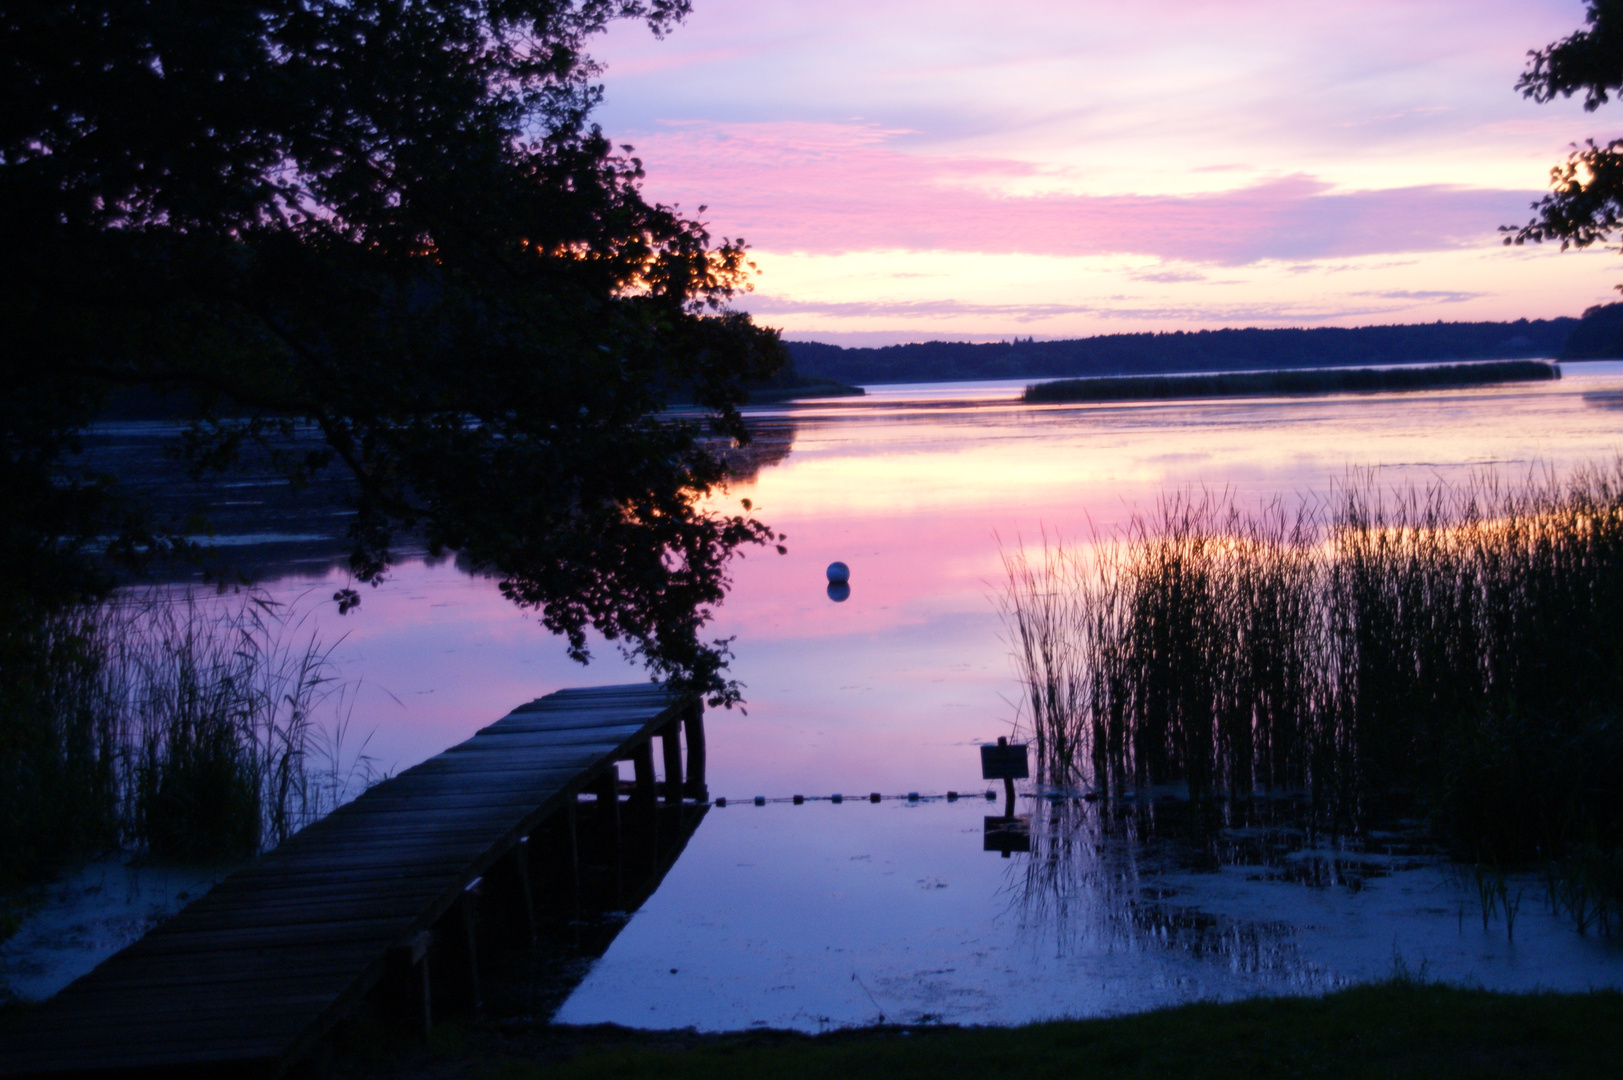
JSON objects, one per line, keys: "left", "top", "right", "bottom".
{"left": 307, "top": 982, "right": 1623, "bottom": 1080}
{"left": 1023, "top": 359, "right": 1559, "bottom": 403}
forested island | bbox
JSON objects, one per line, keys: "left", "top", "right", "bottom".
{"left": 786, "top": 303, "right": 1623, "bottom": 386}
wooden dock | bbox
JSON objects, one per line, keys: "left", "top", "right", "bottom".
{"left": 0, "top": 683, "right": 706, "bottom": 1079}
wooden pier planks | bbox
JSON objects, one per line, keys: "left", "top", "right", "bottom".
{"left": 0, "top": 682, "right": 685, "bottom": 1079}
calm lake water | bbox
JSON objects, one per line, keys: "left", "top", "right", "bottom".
{"left": 19, "top": 363, "right": 1623, "bottom": 1020}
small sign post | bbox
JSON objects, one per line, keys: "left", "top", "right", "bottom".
{"left": 980, "top": 736, "right": 1028, "bottom": 823}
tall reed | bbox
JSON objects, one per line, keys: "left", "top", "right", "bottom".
{"left": 1001, "top": 464, "right": 1623, "bottom": 871}
{"left": 117, "top": 591, "right": 363, "bottom": 859}
{"left": 1, "top": 590, "right": 368, "bottom": 883}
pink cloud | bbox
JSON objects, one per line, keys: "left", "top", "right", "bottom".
{"left": 628, "top": 122, "right": 1540, "bottom": 265}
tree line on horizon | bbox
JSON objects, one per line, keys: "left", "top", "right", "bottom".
{"left": 785, "top": 305, "right": 1623, "bottom": 386}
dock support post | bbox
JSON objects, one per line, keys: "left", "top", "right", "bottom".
{"left": 417, "top": 940, "right": 433, "bottom": 1037}
{"left": 459, "top": 881, "right": 483, "bottom": 1011}
{"left": 633, "top": 742, "right": 657, "bottom": 805}
{"left": 388, "top": 931, "right": 433, "bottom": 1038}
{"left": 660, "top": 720, "right": 684, "bottom": 805}
{"left": 512, "top": 838, "right": 537, "bottom": 945}
{"left": 683, "top": 700, "right": 706, "bottom": 801}
{"left": 565, "top": 801, "right": 581, "bottom": 920}
{"left": 631, "top": 739, "right": 660, "bottom": 871}
{"left": 590, "top": 768, "right": 624, "bottom": 907}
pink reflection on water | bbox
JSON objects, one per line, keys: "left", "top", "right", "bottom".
{"left": 229, "top": 366, "right": 1623, "bottom": 1025}
{"left": 257, "top": 365, "right": 1623, "bottom": 792}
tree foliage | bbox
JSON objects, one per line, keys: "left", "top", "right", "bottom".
{"left": 1, "top": 0, "right": 787, "bottom": 703}
{"left": 1507, "top": 1, "right": 1623, "bottom": 262}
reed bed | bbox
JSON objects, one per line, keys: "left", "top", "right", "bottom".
{"left": 1, "top": 590, "right": 370, "bottom": 886}
{"left": 1000, "top": 464, "right": 1623, "bottom": 881}
{"left": 1023, "top": 359, "right": 1560, "bottom": 404}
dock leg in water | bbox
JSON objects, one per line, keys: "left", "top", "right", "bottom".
{"left": 512, "top": 837, "right": 537, "bottom": 945}
{"left": 684, "top": 701, "right": 707, "bottom": 801}
{"left": 459, "top": 882, "right": 483, "bottom": 1011}
{"left": 660, "top": 719, "right": 684, "bottom": 805}
{"left": 591, "top": 768, "right": 625, "bottom": 908}
{"left": 565, "top": 800, "right": 582, "bottom": 920}
{"left": 633, "top": 740, "right": 659, "bottom": 865}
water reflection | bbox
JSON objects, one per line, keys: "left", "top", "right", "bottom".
{"left": 484, "top": 798, "right": 712, "bottom": 1024}
{"left": 998, "top": 792, "right": 1438, "bottom": 990}
{"left": 716, "top": 416, "right": 798, "bottom": 482}
{"left": 76, "top": 413, "right": 801, "bottom": 588}
{"left": 85, "top": 365, "right": 1623, "bottom": 1028}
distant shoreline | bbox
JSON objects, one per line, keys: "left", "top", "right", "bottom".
{"left": 744, "top": 377, "right": 865, "bottom": 402}
{"left": 782, "top": 309, "right": 1623, "bottom": 385}
{"left": 1023, "top": 359, "right": 1561, "bottom": 404}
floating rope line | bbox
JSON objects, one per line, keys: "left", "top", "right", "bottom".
{"left": 708, "top": 791, "right": 1001, "bottom": 808}
{"left": 692, "top": 788, "right": 1316, "bottom": 809}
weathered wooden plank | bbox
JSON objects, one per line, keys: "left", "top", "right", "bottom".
{"left": 488, "top": 708, "right": 669, "bottom": 727}
{"left": 450, "top": 728, "right": 646, "bottom": 752}
{"left": 511, "top": 686, "right": 668, "bottom": 708}
{"left": 480, "top": 712, "right": 666, "bottom": 733}
{"left": 281, "top": 810, "right": 531, "bottom": 837}
{"left": 407, "top": 745, "right": 616, "bottom": 767}
{"left": 51, "top": 946, "right": 384, "bottom": 992}
{"left": 134, "top": 916, "right": 410, "bottom": 955}
{"left": 397, "top": 759, "right": 606, "bottom": 781}
{"left": 333, "top": 791, "right": 571, "bottom": 815}
{"left": 159, "top": 893, "right": 447, "bottom": 932}
{"left": 352, "top": 771, "right": 583, "bottom": 793}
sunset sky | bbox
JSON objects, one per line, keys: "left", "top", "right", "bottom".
{"left": 589, "top": 0, "right": 1623, "bottom": 345}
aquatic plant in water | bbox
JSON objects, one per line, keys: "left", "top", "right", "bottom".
{"left": 0, "top": 590, "right": 372, "bottom": 882}
{"left": 999, "top": 464, "right": 1623, "bottom": 930}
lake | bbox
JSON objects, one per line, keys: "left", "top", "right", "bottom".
{"left": 18, "top": 364, "right": 1623, "bottom": 1022}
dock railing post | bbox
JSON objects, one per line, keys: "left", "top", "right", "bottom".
{"left": 387, "top": 931, "right": 434, "bottom": 1038}
{"left": 565, "top": 800, "right": 581, "bottom": 920}
{"left": 660, "top": 719, "right": 684, "bottom": 805}
{"left": 630, "top": 738, "right": 660, "bottom": 872}
{"left": 632, "top": 741, "right": 657, "bottom": 805}
{"left": 459, "top": 880, "right": 483, "bottom": 1011}
{"left": 683, "top": 699, "right": 706, "bottom": 801}
{"left": 512, "top": 837, "right": 537, "bottom": 945}
{"left": 590, "top": 768, "right": 624, "bottom": 907}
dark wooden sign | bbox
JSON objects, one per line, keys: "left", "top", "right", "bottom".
{"left": 980, "top": 742, "right": 1029, "bottom": 780}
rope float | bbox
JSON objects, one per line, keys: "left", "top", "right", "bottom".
{"left": 714, "top": 790, "right": 999, "bottom": 808}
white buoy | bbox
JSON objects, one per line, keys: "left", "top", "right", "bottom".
{"left": 826, "top": 561, "right": 850, "bottom": 584}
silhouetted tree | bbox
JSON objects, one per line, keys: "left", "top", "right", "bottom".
{"left": 1506, "top": 1, "right": 1623, "bottom": 281}
{"left": 1, "top": 0, "right": 786, "bottom": 702}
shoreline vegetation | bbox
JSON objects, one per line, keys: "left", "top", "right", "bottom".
{"left": 999, "top": 464, "right": 1623, "bottom": 933}
{"left": 744, "top": 376, "right": 865, "bottom": 402}
{"left": 1, "top": 591, "right": 369, "bottom": 916}
{"left": 783, "top": 310, "right": 1613, "bottom": 385}
{"left": 1022, "top": 359, "right": 1560, "bottom": 404}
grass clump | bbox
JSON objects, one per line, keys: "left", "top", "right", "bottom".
{"left": 0, "top": 590, "right": 366, "bottom": 893}
{"left": 1023, "top": 359, "right": 1560, "bottom": 404}
{"left": 999, "top": 464, "right": 1623, "bottom": 927}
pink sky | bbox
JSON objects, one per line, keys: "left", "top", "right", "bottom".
{"left": 586, "top": 0, "right": 1623, "bottom": 344}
